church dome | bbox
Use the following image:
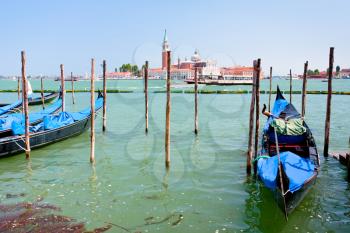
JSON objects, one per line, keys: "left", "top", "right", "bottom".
{"left": 191, "top": 49, "right": 201, "bottom": 62}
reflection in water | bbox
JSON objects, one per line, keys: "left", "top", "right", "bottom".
{"left": 244, "top": 177, "right": 288, "bottom": 233}
{"left": 25, "top": 159, "right": 32, "bottom": 182}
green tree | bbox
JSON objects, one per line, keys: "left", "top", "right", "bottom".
{"left": 119, "top": 64, "right": 132, "bottom": 72}
{"left": 131, "top": 65, "right": 139, "bottom": 74}
{"left": 307, "top": 69, "right": 314, "bottom": 75}
{"left": 118, "top": 63, "right": 140, "bottom": 76}
{"left": 336, "top": 65, "right": 340, "bottom": 76}
{"left": 314, "top": 69, "right": 320, "bottom": 75}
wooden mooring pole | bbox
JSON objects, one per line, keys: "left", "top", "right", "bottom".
{"left": 324, "top": 47, "right": 334, "bottom": 157}
{"left": 71, "top": 72, "right": 75, "bottom": 105}
{"left": 90, "top": 58, "right": 95, "bottom": 163}
{"left": 102, "top": 60, "right": 107, "bottom": 132}
{"left": 17, "top": 76, "right": 20, "bottom": 99}
{"left": 289, "top": 69, "right": 292, "bottom": 104}
{"left": 253, "top": 59, "right": 261, "bottom": 174}
{"left": 347, "top": 153, "right": 350, "bottom": 181}
{"left": 194, "top": 67, "right": 198, "bottom": 135}
{"left": 40, "top": 77, "right": 45, "bottom": 109}
{"left": 21, "top": 51, "right": 31, "bottom": 159}
{"left": 268, "top": 67, "right": 272, "bottom": 112}
{"left": 247, "top": 64, "right": 256, "bottom": 175}
{"left": 301, "top": 61, "right": 308, "bottom": 117}
{"left": 144, "top": 61, "right": 149, "bottom": 133}
{"left": 165, "top": 51, "right": 171, "bottom": 169}
{"left": 60, "top": 64, "right": 65, "bottom": 112}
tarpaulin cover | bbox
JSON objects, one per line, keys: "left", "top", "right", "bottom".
{"left": 257, "top": 151, "right": 315, "bottom": 193}
{"left": 12, "top": 95, "right": 103, "bottom": 135}
{"left": 0, "top": 100, "right": 22, "bottom": 116}
{"left": 263, "top": 87, "right": 302, "bottom": 133}
{"left": 0, "top": 98, "right": 62, "bottom": 131}
{"left": 270, "top": 118, "right": 306, "bottom": 136}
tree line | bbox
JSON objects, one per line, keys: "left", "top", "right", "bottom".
{"left": 307, "top": 65, "right": 341, "bottom": 76}
{"left": 114, "top": 64, "right": 146, "bottom": 76}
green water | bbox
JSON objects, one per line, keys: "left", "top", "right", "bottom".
{"left": 0, "top": 78, "right": 349, "bottom": 92}
{"left": 0, "top": 80, "right": 349, "bottom": 232}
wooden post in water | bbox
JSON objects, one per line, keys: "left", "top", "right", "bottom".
{"left": 102, "top": 60, "right": 107, "bottom": 132}
{"left": 60, "top": 64, "right": 65, "bottom": 112}
{"left": 247, "top": 64, "right": 256, "bottom": 175}
{"left": 268, "top": 67, "right": 272, "bottom": 112}
{"left": 165, "top": 51, "right": 171, "bottom": 169}
{"left": 17, "top": 77, "right": 21, "bottom": 99}
{"left": 253, "top": 59, "right": 261, "bottom": 174}
{"left": 289, "top": 69, "right": 292, "bottom": 104}
{"left": 71, "top": 72, "right": 75, "bottom": 104}
{"left": 301, "top": 61, "right": 308, "bottom": 117}
{"left": 324, "top": 47, "right": 334, "bottom": 157}
{"left": 21, "top": 51, "right": 31, "bottom": 159}
{"left": 347, "top": 153, "right": 350, "bottom": 181}
{"left": 144, "top": 61, "right": 149, "bottom": 133}
{"left": 40, "top": 77, "right": 45, "bottom": 109}
{"left": 90, "top": 58, "right": 95, "bottom": 163}
{"left": 194, "top": 67, "right": 198, "bottom": 135}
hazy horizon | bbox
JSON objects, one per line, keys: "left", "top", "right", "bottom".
{"left": 1, "top": 0, "right": 349, "bottom": 76}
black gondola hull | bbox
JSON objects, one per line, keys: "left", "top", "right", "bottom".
{"left": 275, "top": 171, "right": 317, "bottom": 214}
{"left": 0, "top": 117, "right": 91, "bottom": 158}
{"left": 29, "top": 92, "right": 59, "bottom": 105}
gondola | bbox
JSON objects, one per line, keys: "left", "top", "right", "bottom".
{"left": 256, "top": 87, "right": 320, "bottom": 218}
{"left": 0, "top": 100, "right": 22, "bottom": 116}
{"left": 0, "top": 92, "right": 58, "bottom": 108}
{"left": 0, "top": 92, "right": 103, "bottom": 158}
{"left": 0, "top": 97, "right": 62, "bottom": 138}
{"left": 28, "top": 92, "right": 59, "bottom": 105}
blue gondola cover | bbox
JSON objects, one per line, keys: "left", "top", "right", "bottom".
{"left": 11, "top": 96, "right": 103, "bottom": 135}
{"left": 0, "top": 98, "right": 62, "bottom": 131}
{"left": 257, "top": 151, "right": 315, "bottom": 193}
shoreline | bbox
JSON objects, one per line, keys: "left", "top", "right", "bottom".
{"left": 0, "top": 89, "right": 349, "bottom": 95}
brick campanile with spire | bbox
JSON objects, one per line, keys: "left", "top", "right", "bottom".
{"left": 162, "top": 29, "right": 170, "bottom": 69}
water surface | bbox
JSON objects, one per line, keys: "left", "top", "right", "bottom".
{"left": 0, "top": 80, "right": 349, "bottom": 232}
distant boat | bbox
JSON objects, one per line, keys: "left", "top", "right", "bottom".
{"left": 185, "top": 76, "right": 253, "bottom": 85}
{"left": 0, "top": 92, "right": 103, "bottom": 157}
{"left": 54, "top": 76, "right": 79, "bottom": 81}
{"left": 256, "top": 87, "right": 320, "bottom": 216}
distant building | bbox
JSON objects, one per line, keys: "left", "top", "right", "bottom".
{"left": 340, "top": 69, "right": 350, "bottom": 77}
{"left": 148, "top": 30, "right": 257, "bottom": 81}
{"left": 220, "top": 66, "right": 261, "bottom": 80}
{"left": 162, "top": 30, "right": 170, "bottom": 69}
{"left": 106, "top": 71, "right": 132, "bottom": 79}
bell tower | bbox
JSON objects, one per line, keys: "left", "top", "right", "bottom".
{"left": 162, "top": 29, "right": 170, "bottom": 69}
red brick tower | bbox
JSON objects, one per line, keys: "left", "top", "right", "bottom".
{"left": 162, "top": 30, "right": 170, "bottom": 69}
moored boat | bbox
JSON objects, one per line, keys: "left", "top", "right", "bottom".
{"left": 0, "top": 100, "right": 22, "bottom": 116}
{"left": 28, "top": 92, "right": 59, "bottom": 105}
{"left": 0, "top": 92, "right": 103, "bottom": 157}
{"left": 0, "top": 97, "right": 62, "bottom": 138}
{"left": 256, "top": 87, "right": 320, "bottom": 217}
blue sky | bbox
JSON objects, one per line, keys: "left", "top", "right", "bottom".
{"left": 0, "top": 0, "right": 349, "bottom": 76}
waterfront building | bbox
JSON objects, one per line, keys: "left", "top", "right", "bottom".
{"left": 340, "top": 69, "right": 350, "bottom": 78}
{"left": 106, "top": 71, "right": 132, "bottom": 79}
{"left": 149, "top": 30, "right": 257, "bottom": 81}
